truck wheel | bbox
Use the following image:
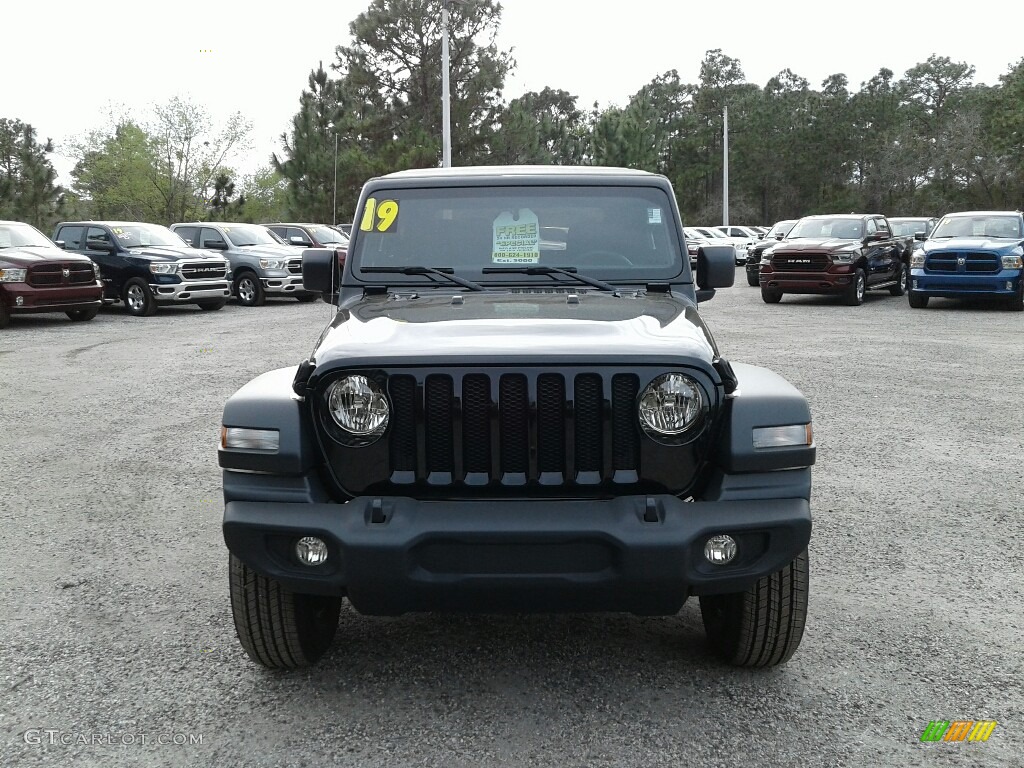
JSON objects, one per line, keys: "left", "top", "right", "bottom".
{"left": 123, "top": 278, "right": 157, "bottom": 317}
{"left": 229, "top": 553, "right": 341, "bottom": 669}
{"left": 699, "top": 549, "right": 808, "bottom": 667}
{"left": 889, "top": 264, "right": 908, "bottom": 296}
{"left": 746, "top": 271, "right": 759, "bottom": 287}
{"left": 844, "top": 269, "right": 866, "bottom": 306}
{"left": 760, "top": 286, "right": 782, "bottom": 304}
{"left": 197, "top": 299, "right": 227, "bottom": 311}
{"left": 0, "top": 299, "right": 9, "bottom": 329}
{"left": 66, "top": 307, "right": 100, "bottom": 322}
{"left": 1008, "top": 281, "right": 1023, "bottom": 312}
{"left": 908, "top": 291, "right": 929, "bottom": 309}
{"left": 234, "top": 273, "right": 265, "bottom": 307}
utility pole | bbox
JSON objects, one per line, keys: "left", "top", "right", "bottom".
{"left": 722, "top": 105, "right": 729, "bottom": 226}
{"left": 441, "top": 0, "right": 452, "bottom": 168}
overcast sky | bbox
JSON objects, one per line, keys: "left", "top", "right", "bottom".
{"left": 4, "top": 0, "right": 1019, "bottom": 186}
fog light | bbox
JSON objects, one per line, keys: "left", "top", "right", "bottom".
{"left": 913, "top": 280, "right": 919, "bottom": 289}
{"left": 704, "top": 535, "right": 738, "bottom": 565}
{"left": 15, "top": 296, "right": 24, "bottom": 306}
{"left": 1007, "top": 281, "right": 1014, "bottom": 291}
{"left": 295, "top": 536, "right": 328, "bottom": 566}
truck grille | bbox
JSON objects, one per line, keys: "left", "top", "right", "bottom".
{"left": 27, "top": 263, "right": 96, "bottom": 287}
{"left": 384, "top": 370, "right": 640, "bottom": 486}
{"left": 180, "top": 261, "right": 228, "bottom": 280}
{"left": 771, "top": 253, "right": 830, "bottom": 272}
{"left": 925, "top": 252, "right": 1000, "bottom": 273}
{"left": 288, "top": 258, "right": 302, "bottom": 275}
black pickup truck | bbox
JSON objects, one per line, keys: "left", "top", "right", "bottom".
{"left": 218, "top": 166, "right": 816, "bottom": 670}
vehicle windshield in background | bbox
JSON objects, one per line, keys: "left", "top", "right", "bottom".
{"left": 788, "top": 218, "right": 864, "bottom": 239}
{"left": 0, "top": 222, "right": 55, "bottom": 248}
{"left": 309, "top": 225, "right": 348, "bottom": 245}
{"left": 351, "top": 186, "right": 684, "bottom": 282}
{"left": 889, "top": 219, "right": 931, "bottom": 237}
{"left": 767, "top": 221, "right": 797, "bottom": 238}
{"left": 224, "top": 225, "right": 281, "bottom": 247}
{"left": 930, "top": 215, "right": 1021, "bottom": 239}
{"left": 109, "top": 224, "right": 186, "bottom": 248}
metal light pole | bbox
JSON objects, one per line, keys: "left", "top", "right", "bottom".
{"left": 328, "top": 122, "right": 338, "bottom": 224}
{"left": 441, "top": 0, "right": 452, "bottom": 168}
{"left": 722, "top": 105, "right": 729, "bottom": 227}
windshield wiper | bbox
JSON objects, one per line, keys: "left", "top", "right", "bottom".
{"left": 481, "top": 265, "right": 619, "bottom": 293}
{"left": 361, "top": 266, "right": 485, "bottom": 291}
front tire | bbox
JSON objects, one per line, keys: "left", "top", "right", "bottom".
{"left": 844, "top": 268, "right": 866, "bottom": 306}
{"left": 699, "top": 550, "right": 809, "bottom": 667}
{"left": 761, "top": 286, "right": 782, "bottom": 303}
{"left": 0, "top": 299, "right": 9, "bottom": 329}
{"left": 889, "top": 263, "right": 908, "bottom": 296}
{"left": 908, "top": 291, "right": 929, "bottom": 309}
{"left": 196, "top": 299, "right": 227, "bottom": 311}
{"left": 1008, "top": 281, "right": 1023, "bottom": 312}
{"left": 122, "top": 278, "right": 157, "bottom": 317}
{"left": 66, "top": 307, "right": 100, "bottom": 322}
{"left": 229, "top": 553, "right": 341, "bottom": 669}
{"left": 746, "top": 270, "right": 759, "bottom": 287}
{"left": 234, "top": 273, "right": 266, "bottom": 307}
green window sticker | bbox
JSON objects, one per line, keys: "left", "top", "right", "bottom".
{"left": 492, "top": 209, "right": 540, "bottom": 264}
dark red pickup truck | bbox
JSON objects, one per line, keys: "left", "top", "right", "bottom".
{"left": 758, "top": 214, "right": 908, "bottom": 305}
{"left": 0, "top": 221, "right": 103, "bottom": 328}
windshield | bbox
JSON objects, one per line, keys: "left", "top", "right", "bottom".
{"left": 767, "top": 220, "right": 797, "bottom": 238}
{"left": 931, "top": 215, "right": 1021, "bottom": 239}
{"left": 889, "top": 219, "right": 931, "bottom": 237}
{"left": 308, "top": 225, "right": 348, "bottom": 245}
{"left": 695, "top": 228, "right": 727, "bottom": 239}
{"left": 789, "top": 218, "right": 863, "bottom": 240}
{"left": 109, "top": 224, "right": 186, "bottom": 248}
{"left": 351, "top": 185, "right": 684, "bottom": 283}
{"left": 0, "top": 222, "right": 55, "bottom": 249}
{"left": 224, "top": 224, "right": 281, "bottom": 247}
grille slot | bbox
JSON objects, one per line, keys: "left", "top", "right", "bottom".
{"left": 424, "top": 375, "right": 454, "bottom": 476}
{"left": 461, "top": 375, "right": 491, "bottom": 473}
{"left": 536, "top": 374, "right": 565, "bottom": 474}
{"left": 499, "top": 375, "right": 530, "bottom": 475}
{"left": 574, "top": 374, "right": 603, "bottom": 474}
{"left": 611, "top": 374, "right": 640, "bottom": 470}
{"left": 388, "top": 375, "right": 417, "bottom": 472}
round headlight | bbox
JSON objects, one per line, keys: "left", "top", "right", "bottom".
{"left": 326, "top": 375, "right": 389, "bottom": 437}
{"left": 639, "top": 373, "right": 705, "bottom": 436}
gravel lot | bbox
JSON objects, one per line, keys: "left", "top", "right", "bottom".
{"left": 2, "top": 279, "right": 1021, "bottom": 767}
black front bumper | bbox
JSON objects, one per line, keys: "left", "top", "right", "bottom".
{"left": 223, "top": 494, "right": 811, "bottom": 615}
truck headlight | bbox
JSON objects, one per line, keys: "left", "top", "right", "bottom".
{"left": 832, "top": 250, "right": 857, "bottom": 263}
{"left": 910, "top": 253, "right": 926, "bottom": 268}
{"left": 259, "top": 258, "right": 288, "bottom": 270}
{"left": 1001, "top": 254, "right": 1023, "bottom": 269}
{"left": 638, "top": 373, "right": 705, "bottom": 437}
{"left": 326, "top": 375, "right": 389, "bottom": 438}
{"left": 0, "top": 267, "right": 28, "bottom": 282}
{"left": 91, "top": 262, "right": 101, "bottom": 279}
{"left": 149, "top": 262, "right": 179, "bottom": 274}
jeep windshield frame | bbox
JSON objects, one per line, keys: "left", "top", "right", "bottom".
{"left": 348, "top": 185, "right": 686, "bottom": 288}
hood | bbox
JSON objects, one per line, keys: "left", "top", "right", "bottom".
{"left": 773, "top": 237, "right": 860, "bottom": 253}
{"left": 0, "top": 246, "right": 93, "bottom": 266}
{"left": 125, "top": 246, "right": 225, "bottom": 261}
{"left": 921, "top": 237, "right": 1022, "bottom": 255}
{"left": 231, "top": 244, "right": 296, "bottom": 258}
{"left": 311, "top": 291, "right": 719, "bottom": 369}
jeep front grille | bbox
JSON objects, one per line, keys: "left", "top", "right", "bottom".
{"left": 27, "top": 263, "right": 96, "bottom": 287}
{"left": 771, "top": 254, "right": 829, "bottom": 271}
{"left": 180, "top": 261, "right": 228, "bottom": 280}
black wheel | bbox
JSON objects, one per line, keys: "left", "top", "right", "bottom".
{"left": 908, "top": 291, "right": 929, "bottom": 309}
{"left": 699, "top": 550, "right": 808, "bottom": 667}
{"left": 761, "top": 286, "right": 782, "bottom": 304}
{"left": 746, "top": 270, "right": 759, "bottom": 287}
{"left": 844, "top": 268, "right": 866, "bottom": 306}
{"left": 122, "top": 278, "right": 157, "bottom": 317}
{"left": 229, "top": 553, "right": 341, "bottom": 669}
{"left": 66, "top": 307, "right": 100, "bottom": 322}
{"left": 1008, "top": 281, "right": 1023, "bottom": 312}
{"left": 197, "top": 299, "right": 227, "bottom": 311}
{"left": 0, "top": 299, "right": 9, "bottom": 329}
{"left": 295, "top": 294, "right": 318, "bottom": 303}
{"left": 889, "top": 263, "right": 908, "bottom": 296}
{"left": 234, "top": 272, "right": 266, "bottom": 307}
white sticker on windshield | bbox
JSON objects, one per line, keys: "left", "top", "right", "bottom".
{"left": 648, "top": 208, "right": 662, "bottom": 224}
{"left": 492, "top": 209, "right": 541, "bottom": 264}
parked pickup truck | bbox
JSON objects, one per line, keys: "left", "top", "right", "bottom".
{"left": 908, "top": 210, "right": 1024, "bottom": 311}
{"left": 759, "top": 214, "right": 908, "bottom": 305}
{"left": 0, "top": 220, "right": 103, "bottom": 328}
{"left": 218, "top": 165, "right": 816, "bottom": 671}
{"left": 53, "top": 221, "right": 231, "bottom": 317}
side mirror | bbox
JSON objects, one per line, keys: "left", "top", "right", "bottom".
{"left": 914, "top": 232, "right": 927, "bottom": 241}
{"left": 204, "top": 239, "right": 228, "bottom": 250}
{"left": 867, "top": 230, "right": 887, "bottom": 242}
{"left": 301, "top": 247, "right": 339, "bottom": 298}
{"left": 86, "top": 239, "right": 114, "bottom": 252}
{"left": 290, "top": 236, "right": 312, "bottom": 246}
{"left": 55, "top": 240, "right": 66, "bottom": 249}
{"left": 695, "top": 244, "right": 735, "bottom": 302}
{"left": 774, "top": 232, "right": 785, "bottom": 240}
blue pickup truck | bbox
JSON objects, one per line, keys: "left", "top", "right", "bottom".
{"left": 908, "top": 211, "right": 1024, "bottom": 311}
